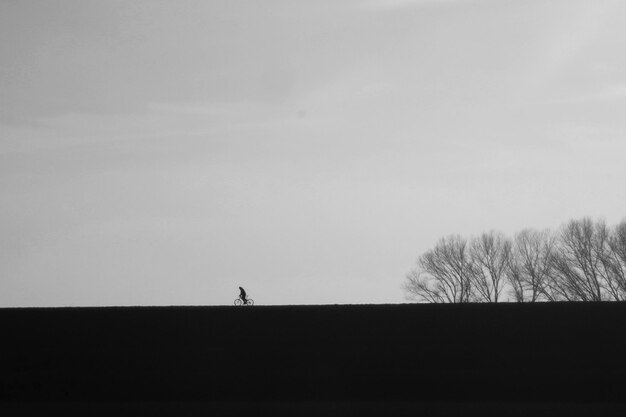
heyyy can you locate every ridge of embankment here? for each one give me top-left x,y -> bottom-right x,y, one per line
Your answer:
1,302 -> 625,414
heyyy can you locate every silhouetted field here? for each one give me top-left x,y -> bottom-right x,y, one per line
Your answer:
1,302 -> 625,416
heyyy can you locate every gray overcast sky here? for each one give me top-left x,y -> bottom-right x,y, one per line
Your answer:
1,0 -> 625,307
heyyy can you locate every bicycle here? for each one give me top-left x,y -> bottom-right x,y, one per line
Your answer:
234,297 -> 254,306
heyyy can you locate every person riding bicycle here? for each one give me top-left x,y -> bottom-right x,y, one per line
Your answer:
239,286 -> 248,305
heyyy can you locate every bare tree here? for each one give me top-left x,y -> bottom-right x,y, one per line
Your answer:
506,229 -> 556,302
610,221 -> 626,295
404,235 -> 474,303
506,258 -> 526,302
600,220 -> 626,300
469,231 -> 511,302
404,217 -> 626,303
549,218 -> 609,301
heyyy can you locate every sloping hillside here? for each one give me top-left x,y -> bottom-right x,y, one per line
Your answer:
2,302 -> 625,416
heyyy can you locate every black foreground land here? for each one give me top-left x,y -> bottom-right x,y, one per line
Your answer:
1,302 -> 626,416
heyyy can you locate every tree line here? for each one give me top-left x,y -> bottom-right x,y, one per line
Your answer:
404,217 -> 626,303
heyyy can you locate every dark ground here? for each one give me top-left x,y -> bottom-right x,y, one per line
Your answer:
1,302 -> 625,416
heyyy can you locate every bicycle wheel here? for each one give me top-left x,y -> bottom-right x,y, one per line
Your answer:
247,299 -> 254,306
234,298 -> 243,306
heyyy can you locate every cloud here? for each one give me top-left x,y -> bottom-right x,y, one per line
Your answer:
556,84 -> 626,104
361,0 -> 470,11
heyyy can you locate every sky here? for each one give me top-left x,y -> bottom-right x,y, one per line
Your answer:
1,0 -> 626,307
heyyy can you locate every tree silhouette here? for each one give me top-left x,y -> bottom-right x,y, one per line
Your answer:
469,231 -> 511,303
405,217 -> 626,303
404,235 -> 474,303
506,229 -> 555,302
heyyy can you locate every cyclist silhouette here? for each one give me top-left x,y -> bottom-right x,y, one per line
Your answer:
239,286 -> 248,305
234,287 -> 254,306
